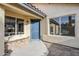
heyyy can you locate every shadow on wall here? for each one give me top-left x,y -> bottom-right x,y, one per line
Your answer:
42,40 -> 79,56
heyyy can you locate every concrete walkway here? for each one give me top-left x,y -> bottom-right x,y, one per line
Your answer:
10,40 -> 48,56
43,41 -> 79,56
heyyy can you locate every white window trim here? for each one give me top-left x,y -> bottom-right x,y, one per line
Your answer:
48,15 -> 75,38
15,18 -> 17,35
59,17 -> 61,35
47,17 -> 50,36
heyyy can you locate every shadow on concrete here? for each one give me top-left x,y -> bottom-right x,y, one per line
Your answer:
4,42 -> 13,56
42,40 -> 79,56
4,49 -> 13,56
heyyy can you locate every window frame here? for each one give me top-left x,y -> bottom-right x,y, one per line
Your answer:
17,18 -> 24,34
49,14 -> 75,37
5,16 -> 16,36
5,16 -> 24,36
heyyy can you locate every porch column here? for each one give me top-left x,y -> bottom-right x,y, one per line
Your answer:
0,8 -> 5,55
75,13 -> 79,40
40,17 -> 48,39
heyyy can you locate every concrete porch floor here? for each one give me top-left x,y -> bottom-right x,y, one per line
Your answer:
5,40 -> 48,56
5,40 -> 79,56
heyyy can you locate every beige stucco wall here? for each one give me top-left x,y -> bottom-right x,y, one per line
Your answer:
0,8 -> 5,55
33,3 -> 79,48
4,10 -> 31,42
3,8 -> 32,52
2,4 -> 43,42
0,4 -> 37,55
0,4 -> 44,55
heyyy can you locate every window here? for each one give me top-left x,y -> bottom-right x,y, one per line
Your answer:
5,16 -> 15,36
49,15 -> 75,36
50,17 -> 60,35
50,26 -> 53,35
17,18 -> 24,34
5,16 -> 24,36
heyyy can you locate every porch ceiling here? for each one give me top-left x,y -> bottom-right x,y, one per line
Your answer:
1,3 -> 43,19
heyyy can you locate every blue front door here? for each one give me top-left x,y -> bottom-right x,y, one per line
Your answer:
31,20 -> 40,39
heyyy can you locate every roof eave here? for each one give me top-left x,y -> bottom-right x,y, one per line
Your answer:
18,3 -> 46,18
